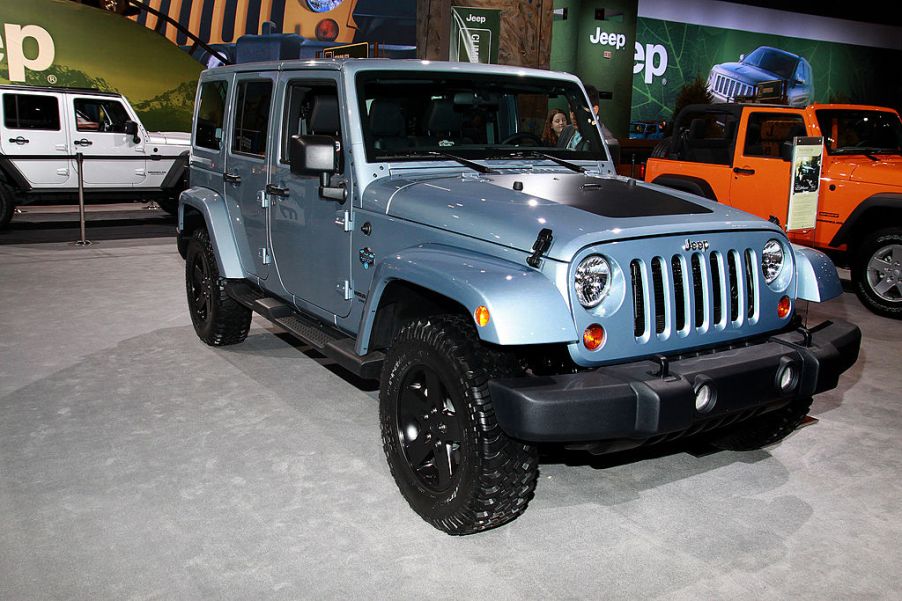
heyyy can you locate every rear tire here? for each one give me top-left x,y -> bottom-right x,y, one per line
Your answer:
0,184 -> 15,230
185,228 -> 252,345
379,315 -> 538,535
851,228 -> 902,319
709,397 -> 812,451
649,136 -> 672,159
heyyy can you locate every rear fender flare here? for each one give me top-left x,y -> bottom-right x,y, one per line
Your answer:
178,187 -> 243,279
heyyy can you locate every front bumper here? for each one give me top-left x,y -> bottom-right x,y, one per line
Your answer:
488,320 -> 860,443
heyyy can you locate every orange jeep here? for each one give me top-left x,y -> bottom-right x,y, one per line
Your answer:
645,103 -> 902,317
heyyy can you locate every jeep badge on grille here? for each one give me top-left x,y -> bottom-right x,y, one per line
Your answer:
683,238 -> 710,251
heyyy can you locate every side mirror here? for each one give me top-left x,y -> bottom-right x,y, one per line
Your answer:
289,135 -> 346,202
289,134 -> 337,176
124,120 -> 140,143
781,141 -> 794,162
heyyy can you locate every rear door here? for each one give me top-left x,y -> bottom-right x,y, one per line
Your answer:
223,73 -> 276,280
66,94 -> 146,186
0,91 -> 70,186
729,109 -> 807,226
268,72 -> 352,317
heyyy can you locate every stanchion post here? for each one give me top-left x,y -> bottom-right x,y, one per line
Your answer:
74,151 -> 92,246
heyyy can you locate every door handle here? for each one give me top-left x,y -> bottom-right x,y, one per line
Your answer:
74,138 -> 93,147
265,183 -> 289,197
8,136 -> 29,145
733,167 -> 755,175
223,172 -> 242,184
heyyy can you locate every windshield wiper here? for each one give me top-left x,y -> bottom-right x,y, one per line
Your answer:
376,150 -> 497,174
490,149 -> 586,173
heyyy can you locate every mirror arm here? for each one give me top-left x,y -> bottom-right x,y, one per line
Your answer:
319,172 -> 347,203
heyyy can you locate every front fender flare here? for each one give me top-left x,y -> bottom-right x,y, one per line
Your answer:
356,245 -> 578,354
178,187 -> 243,279
793,244 -> 842,302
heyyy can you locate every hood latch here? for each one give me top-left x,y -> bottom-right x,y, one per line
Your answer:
527,228 -> 553,268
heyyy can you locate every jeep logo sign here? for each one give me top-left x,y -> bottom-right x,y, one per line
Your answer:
589,28 -> 626,50
0,23 -> 55,82
633,42 -> 668,84
683,238 -> 710,252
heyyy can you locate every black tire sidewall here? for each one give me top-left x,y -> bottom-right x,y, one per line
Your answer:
0,184 -> 15,230
380,329 -> 480,522
185,229 -> 219,339
852,228 -> 902,318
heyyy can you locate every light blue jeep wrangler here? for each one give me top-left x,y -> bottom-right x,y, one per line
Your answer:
177,59 -> 860,535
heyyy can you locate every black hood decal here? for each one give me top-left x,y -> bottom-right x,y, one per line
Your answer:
486,174 -> 712,217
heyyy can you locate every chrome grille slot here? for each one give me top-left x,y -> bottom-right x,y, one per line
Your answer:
710,253 -> 724,326
744,249 -> 757,319
630,259 -> 645,338
651,257 -> 666,334
691,253 -> 705,328
728,251 -> 740,322
671,255 -> 687,332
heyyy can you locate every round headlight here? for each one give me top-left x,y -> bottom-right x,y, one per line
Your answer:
761,239 -> 785,285
575,255 -> 611,308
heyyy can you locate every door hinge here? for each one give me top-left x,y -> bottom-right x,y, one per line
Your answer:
334,210 -> 353,232
337,280 -> 352,300
257,189 -> 270,208
258,247 -> 272,265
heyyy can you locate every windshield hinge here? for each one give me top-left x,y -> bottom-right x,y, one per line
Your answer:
527,228 -> 553,268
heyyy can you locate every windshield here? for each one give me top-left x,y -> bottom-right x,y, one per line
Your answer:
742,47 -> 799,80
815,109 -> 902,155
355,71 -> 608,164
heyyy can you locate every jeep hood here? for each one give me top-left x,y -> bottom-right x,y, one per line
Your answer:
712,62 -> 782,85
826,155 -> 902,188
362,172 -> 782,262
146,131 -> 191,146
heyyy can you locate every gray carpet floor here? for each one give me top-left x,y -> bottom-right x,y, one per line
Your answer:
1,237 -> 899,600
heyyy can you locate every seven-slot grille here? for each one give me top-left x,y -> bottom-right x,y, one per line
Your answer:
711,73 -> 756,101
630,249 -> 759,341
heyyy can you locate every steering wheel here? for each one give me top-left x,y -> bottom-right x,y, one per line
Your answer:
501,132 -> 544,146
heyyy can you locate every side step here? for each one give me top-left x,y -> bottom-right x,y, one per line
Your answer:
226,281 -> 384,380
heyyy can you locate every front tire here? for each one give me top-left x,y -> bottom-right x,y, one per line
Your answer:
851,228 -> 902,318
185,228 -> 252,345
379,315 -> 538,535
709,397 -> 812,451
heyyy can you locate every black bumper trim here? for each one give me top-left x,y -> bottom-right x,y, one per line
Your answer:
488,319 -> 860,442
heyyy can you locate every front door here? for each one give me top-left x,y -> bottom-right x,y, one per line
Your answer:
730,110 -> 807,228
67,95 -> 146,186
269,74 -> 352,317
223,74 -> 276,280
0,91 -> 70,186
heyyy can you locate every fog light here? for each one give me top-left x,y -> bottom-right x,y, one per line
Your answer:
694,381 -> 716,413
777,296 -> 791,319
777,365 -> 797,392
583,324 -> 605,351
474,305 -> 491,327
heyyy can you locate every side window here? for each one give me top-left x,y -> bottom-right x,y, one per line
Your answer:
232,80 -> 272,157
743,113 -> 806,158
195,80 -> 227,151
3,93 -> 61,130
74,98 -> 130,133
281,81 -> 341,167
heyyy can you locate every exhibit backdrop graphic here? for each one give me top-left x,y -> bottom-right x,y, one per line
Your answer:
449,6 -> 501,64
0,0 -> 202,132
631,18 -> 902,123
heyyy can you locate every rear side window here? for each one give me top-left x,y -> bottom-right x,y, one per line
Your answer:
3,93 -> 61,130
195,80 -> 227,151
232,80 -> 272,157
74,98 -> 130,133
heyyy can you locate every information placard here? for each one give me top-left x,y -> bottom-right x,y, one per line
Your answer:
786,136 -> 824,232
450,6 -> 501,64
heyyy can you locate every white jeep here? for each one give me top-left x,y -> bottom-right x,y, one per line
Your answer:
0,84 -> 190,229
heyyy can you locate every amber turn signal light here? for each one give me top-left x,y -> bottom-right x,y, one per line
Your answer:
583,324 -> 605,351
474,305 -> 491,327
777,296 -> 791,319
